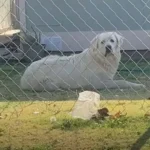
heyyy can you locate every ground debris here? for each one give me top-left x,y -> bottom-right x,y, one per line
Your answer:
144,112 -> 150,118
91,107 -> 109,121
91,108 -> 127,121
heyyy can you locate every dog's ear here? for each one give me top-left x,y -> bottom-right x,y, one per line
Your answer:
115,33 -> 124,47
90,35 -> 99,50
119,35 -> 124,46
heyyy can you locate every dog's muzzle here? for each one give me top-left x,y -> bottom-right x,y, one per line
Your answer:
105,45 -> 112,57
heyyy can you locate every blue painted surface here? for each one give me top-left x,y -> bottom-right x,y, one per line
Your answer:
25,0 -> 149,32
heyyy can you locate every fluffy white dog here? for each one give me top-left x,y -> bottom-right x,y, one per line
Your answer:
20,32 -> 145,91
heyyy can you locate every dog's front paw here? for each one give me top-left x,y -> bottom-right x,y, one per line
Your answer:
137,84 -> 146,89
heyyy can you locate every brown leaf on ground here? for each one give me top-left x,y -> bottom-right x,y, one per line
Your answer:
144,113 -> 150,118
110,111 -> 127,119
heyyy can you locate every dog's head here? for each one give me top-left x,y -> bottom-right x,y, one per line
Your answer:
90,32 -> 124,57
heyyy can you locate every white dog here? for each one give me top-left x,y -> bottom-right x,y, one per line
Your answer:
20,32 -> 145,91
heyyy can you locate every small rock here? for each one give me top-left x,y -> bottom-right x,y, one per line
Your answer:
33,111 -> 39,115
50,116 -> 57,122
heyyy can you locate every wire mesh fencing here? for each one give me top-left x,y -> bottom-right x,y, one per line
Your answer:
0,0 -> 150,149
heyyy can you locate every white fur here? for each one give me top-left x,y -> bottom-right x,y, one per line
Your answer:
20,32 -> 145,91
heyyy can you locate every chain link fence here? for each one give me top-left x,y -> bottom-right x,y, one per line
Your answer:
0,0 -> 150,149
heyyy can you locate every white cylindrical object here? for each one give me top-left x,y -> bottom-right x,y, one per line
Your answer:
71,91 -> 100,120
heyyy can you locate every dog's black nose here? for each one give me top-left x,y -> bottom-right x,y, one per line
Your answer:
105,45 -> 112,57
106,45 -> 112,51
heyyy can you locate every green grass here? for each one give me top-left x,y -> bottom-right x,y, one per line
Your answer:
0,101 -> 150,149
0,60 -> 150,149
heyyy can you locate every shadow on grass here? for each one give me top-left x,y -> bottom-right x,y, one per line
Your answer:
131,128 -> 150,150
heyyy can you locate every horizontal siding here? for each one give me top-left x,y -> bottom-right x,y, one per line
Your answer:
25,0 -> 149,32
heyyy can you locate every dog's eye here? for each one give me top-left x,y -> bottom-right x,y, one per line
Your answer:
110,39 -> 114,43
101,40 -> 105,44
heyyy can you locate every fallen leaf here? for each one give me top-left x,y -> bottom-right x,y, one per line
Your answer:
144,113 -> 150,117
110,111 -> 127,119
